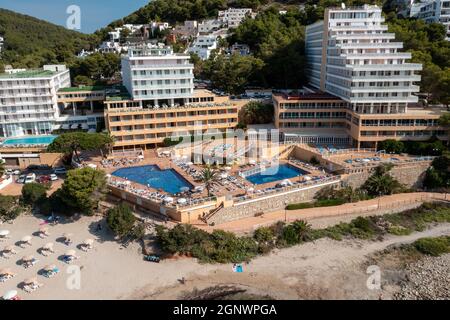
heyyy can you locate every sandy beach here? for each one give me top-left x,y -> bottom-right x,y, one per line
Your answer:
1,213 -> 449,300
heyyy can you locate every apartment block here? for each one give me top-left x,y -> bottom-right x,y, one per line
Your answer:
121,43 -> 194,106
188,35 -> 218,60
277,5 -> 449,148
0,65 -> 71,137
104,89 -> 244,149
410,0 -> 450,40
218,8 -> 254,28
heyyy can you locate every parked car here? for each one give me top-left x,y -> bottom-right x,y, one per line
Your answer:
13,170 -> 21,175
16,175 -> 26,184
50,174 -> 58,181
53,167 -> 67,175
37,175 -> 51,184
24,173 -> 36,184
5,169 -> 13,175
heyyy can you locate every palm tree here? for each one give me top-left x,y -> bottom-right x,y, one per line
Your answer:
200,165 -> 219,197
438,113 -> 450,146
292,220 -> 313,242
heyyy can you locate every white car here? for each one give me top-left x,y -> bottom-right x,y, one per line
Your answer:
13,170 -> 21,175
24,173 -> 36,184
50,174 -> 58,181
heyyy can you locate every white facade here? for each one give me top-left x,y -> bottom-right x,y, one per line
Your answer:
305,5 -> 422,114
121,43 -> 194,106
410,0 -> 450,40
198,19 -> 222,34
0,65 -> 71,137
218,8 -> 254,28
188,35 -> 218,60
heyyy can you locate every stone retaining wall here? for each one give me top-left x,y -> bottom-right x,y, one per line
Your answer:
208,179 -> 340,225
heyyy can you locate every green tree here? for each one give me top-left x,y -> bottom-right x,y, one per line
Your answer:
107,203 -> 136,238
438,113 -> 450,146
239,101 -> 274,125
57,167 -> 107,215
362,164 -> 404,196
378,139 -> 405,154
200,165 -> 219,196
21,182 -> 48,206
424,152 -> 450,190
0,160 -> 5,177
0,195 -> 23,222
47,132 -> 113,162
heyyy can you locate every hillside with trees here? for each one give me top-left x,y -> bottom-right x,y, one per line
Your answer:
0,9 -> 99,70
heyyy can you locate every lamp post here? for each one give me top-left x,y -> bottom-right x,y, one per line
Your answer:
284,200 -> 288,222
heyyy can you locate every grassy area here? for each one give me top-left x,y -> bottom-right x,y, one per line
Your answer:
155,203 -> 450,264
413,236 -> 450,256
286,199 -> 346,210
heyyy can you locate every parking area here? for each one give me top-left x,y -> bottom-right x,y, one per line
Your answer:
1,165 -> 67,196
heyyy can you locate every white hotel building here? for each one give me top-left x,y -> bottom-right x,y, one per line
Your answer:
121,43 -> 194,107
0,65 -> 71,137
305,5 -> 422,115
410,0 -> 450,40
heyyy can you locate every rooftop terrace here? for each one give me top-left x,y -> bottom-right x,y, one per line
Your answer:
0,70 -> 57,79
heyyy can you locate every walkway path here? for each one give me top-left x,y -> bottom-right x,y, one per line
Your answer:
193,192 -> 449,234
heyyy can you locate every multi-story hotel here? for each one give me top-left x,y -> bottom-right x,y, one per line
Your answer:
105,43 -> 246,149
410,0 -> 450,40
0,65 -> 71,137
121,43 -> 194,106
275,5 -> 448,148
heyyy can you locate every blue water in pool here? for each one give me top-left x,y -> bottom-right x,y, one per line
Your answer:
246,164 -> 308,185
2,135 -> 57,145
112,165 -> 193,194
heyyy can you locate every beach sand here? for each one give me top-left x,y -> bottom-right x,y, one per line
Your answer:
1,214 -> 449,300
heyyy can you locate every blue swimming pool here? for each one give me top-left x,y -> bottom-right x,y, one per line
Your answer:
2,135 -> 57,146
246,164 -> 308,185
112,165 -> 194,194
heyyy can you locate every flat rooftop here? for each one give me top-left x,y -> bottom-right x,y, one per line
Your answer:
58,86 -> 107,93
0,69 -> 57,79
273,92 -> 344,103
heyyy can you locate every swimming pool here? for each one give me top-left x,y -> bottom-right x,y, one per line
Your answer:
245,164 -> 308,185
112,165 -> 194,194
2,135 -> 57,146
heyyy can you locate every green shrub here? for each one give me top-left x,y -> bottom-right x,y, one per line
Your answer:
21,182 -> 48,206
413,236 -> 450,256
388,225 -> 412,236
106,204 -> 136,238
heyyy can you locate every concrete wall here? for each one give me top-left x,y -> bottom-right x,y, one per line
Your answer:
208,179 -> 340,225
342,162 -> 430,190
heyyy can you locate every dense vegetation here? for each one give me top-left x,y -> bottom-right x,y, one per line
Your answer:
423,152 -> 450,190
413,236 -> 450,256
0,9 -> 98,70
107,203 -> 140,239
155,202 -> 450,263
238,101 -> 274,126
51,167 -> 107,216
47,132 -> 114,162
0,195 -> 24,222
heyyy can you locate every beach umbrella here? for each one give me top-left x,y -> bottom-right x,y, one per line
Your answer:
3,245 -> 14,252
24,277 -> 38,285
224,166 -> 232,170
39,227 -> 49,233
43,243 -> 54,250
249,159 -> 257,165
177,198 -> 187,205
0,230 -> 10,236
0,268 -> 13,276
43,265 -> 56,272
2,290 -> 18,300
83,239 -> 94,246
247,188 -> 254,193
21,236 -> 32,242
65,250 -> 76,257
186,162 -> 194,166
163,197 -> 174,203
180,187 -> 190,192
62,233 -> 73,240
22,255 -> 34,262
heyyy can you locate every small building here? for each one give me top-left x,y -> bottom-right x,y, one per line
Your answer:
218,8 -> 255,28
188,35 -> 218,60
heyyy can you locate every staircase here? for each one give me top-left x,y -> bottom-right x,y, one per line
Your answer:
202,202 -> 224,223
